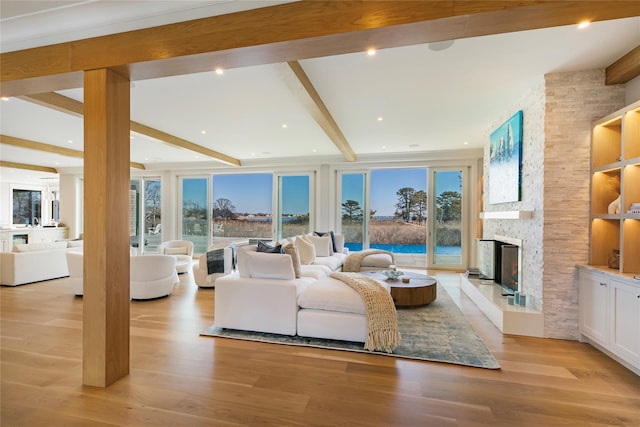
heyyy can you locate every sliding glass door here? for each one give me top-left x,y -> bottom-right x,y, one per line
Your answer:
180,177 -> 209,254
130,177 -> 163,253
429,168 -> 466,269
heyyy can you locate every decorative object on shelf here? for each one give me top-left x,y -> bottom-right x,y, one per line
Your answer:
489,110 -> 523,204
608,194 -> 621,214
519,294 -> 527,307
402,277 -> 410,283
608,249 -> 620,269
382,270 -> 404,280
628,202 -> 640,214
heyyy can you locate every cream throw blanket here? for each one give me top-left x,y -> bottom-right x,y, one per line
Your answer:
330,272 -> 401,353
343,249 -> 396,272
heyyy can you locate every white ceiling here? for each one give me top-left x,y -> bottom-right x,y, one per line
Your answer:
1,1 -> 639,182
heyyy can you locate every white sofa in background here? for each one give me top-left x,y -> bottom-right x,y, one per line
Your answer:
214,237 -> 391,342
1,241 -> 83,286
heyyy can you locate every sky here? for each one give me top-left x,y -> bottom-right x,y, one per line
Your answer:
182,169 -> 462,217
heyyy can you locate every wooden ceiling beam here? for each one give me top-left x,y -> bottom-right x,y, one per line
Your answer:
606,45 -> 640,85
2,2 -> 639,95
20,93 -> 240,166
1,134 -> 84,158
0,160 -> 58,174
0,134 -> 145,170
280,61 -> 356,162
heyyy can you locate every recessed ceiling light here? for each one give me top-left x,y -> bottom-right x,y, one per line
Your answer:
1,97 -> 9,101
144,157 -> 149,161
215,68 -> 224,75
251,152 -> 256,156
367,48 -> 376,56
463,141 -> 469,145
282,124 -> 288,128
67,139 -> 73,144
381,146 -> 387,151
578,21 -> 591,29
201,130 -> 206,134
377,117 -> 383,121
312,149 -> 317,153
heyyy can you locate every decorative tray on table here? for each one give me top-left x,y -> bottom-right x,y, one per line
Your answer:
381,270 -> 404,280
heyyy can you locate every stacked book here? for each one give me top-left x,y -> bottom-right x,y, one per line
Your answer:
629,203 -> 640,214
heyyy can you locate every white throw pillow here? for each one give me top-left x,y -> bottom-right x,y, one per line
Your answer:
236,244 -> 258,278
245,251 -> 295,280
283,243 -> 302,278
294,236 -> 316,265
164,247 -> 187,255
308,234 -> 332,257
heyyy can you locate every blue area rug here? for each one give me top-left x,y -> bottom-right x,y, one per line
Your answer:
201,284 -> 500,369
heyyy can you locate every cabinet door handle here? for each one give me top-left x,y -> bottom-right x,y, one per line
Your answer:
599,282 -> 607,287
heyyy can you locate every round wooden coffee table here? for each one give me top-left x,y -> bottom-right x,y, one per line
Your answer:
359,270 -> 437,308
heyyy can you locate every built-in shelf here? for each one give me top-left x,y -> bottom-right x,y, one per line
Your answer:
460,274 -> 543,337
479,210 -> 533,220
590,101 -> 640,274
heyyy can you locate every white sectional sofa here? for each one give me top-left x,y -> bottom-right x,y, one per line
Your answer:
214,234 -> 392,343
0,241 -> 83,286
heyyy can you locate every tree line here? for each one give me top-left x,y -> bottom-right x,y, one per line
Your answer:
342,186 -> 461,224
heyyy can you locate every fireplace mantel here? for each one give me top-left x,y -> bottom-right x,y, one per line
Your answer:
480,210 -> 533,219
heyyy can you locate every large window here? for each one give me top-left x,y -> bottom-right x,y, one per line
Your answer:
340,173 -> 366,251
369,168 -> 427,254
143,178 -> 162,252
211,173 -> 272,243
130,177 -> 162,252
12,189 -> 41,225
277,174 -> 311,240
181,177 -> 208,254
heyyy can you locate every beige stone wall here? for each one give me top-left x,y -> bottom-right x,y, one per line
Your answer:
483,69 -> 625,339
542,70 -> 625,339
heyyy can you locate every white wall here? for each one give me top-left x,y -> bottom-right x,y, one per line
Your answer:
625,74 -> 640,105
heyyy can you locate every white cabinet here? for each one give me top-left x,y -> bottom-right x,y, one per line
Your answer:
578,266 -> 640,375
579,269 -> 609,346
609,278 -> 640,368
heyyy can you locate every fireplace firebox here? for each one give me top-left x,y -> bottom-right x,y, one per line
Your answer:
478,237 -> 521,295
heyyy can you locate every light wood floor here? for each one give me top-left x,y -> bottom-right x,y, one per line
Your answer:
2,271 -> 639,426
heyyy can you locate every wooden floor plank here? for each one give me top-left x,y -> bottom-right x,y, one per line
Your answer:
2,271 -> 639,426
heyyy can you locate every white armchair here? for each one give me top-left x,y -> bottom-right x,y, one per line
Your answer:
157,240 -> 194,274
130,255 -> 177,300
193,243 -> 235,288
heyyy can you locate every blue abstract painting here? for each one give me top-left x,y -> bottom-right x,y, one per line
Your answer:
489,110 -> 523,204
